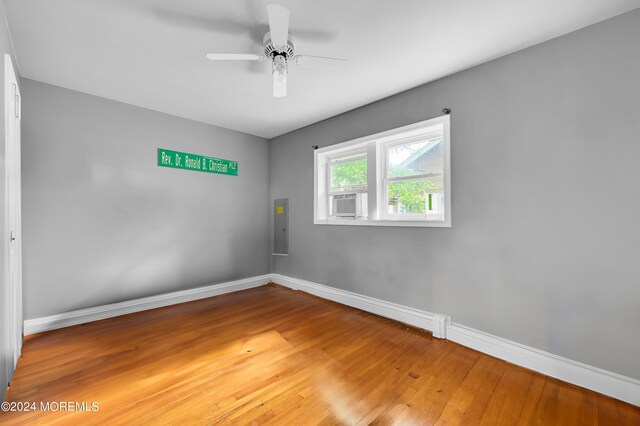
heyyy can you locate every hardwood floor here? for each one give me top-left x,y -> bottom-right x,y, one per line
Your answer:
1,283 -> 638,425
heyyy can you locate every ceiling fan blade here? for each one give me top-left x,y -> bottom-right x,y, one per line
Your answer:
293,29 -> 339,43
293,55 -> 348,70
153,8 -> 248,35
206,53 -> 266,61
267,4 -> 290,46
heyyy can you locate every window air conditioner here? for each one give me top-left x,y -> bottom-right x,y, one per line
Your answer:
333,193 -> 363,218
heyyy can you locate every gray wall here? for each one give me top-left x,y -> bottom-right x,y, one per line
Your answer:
270,9 -> 640,380
0,2 -> 19,401
21,79 -> 270,320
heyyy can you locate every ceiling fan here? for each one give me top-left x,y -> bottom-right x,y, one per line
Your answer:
206,4 -> 347,98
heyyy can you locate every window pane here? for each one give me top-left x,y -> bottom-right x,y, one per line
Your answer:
386,177 -> 444,216
330,154 -> 367,193
387,139 -> 443,178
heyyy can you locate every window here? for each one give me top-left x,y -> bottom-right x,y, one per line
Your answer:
328,151 -> 368,218
382,135 -> 445,221
314,115 -> 450,227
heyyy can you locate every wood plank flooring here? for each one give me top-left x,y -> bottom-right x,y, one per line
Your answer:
1,283 -> 638,425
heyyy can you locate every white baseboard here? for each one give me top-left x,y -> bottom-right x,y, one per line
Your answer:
270,274 -> 436,332
270,274 -> 640,407
23,275 -> 272,335
446,323 -> 640,406
23,272 -> 640,406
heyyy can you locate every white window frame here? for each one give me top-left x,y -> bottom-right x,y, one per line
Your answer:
380,132 -> 445,221
314,115 -> 451,228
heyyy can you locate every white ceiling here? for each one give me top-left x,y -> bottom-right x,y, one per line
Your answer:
4,0 -> 640,138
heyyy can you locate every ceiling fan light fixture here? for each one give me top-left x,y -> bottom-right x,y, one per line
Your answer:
272,54 -> 288,97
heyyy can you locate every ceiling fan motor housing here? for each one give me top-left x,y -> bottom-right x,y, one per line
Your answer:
263,32 -> 296,60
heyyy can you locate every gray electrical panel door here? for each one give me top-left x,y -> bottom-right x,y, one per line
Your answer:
273,199 -> 288,255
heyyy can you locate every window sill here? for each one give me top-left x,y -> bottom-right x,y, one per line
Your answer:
314,218 -> 451,228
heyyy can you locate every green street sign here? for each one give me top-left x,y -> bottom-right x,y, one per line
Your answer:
157,148 -> 238,176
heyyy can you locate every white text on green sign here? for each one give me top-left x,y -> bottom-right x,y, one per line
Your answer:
157,148 -> 238,176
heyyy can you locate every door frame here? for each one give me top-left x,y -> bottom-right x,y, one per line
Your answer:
4,53 -> 22,384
